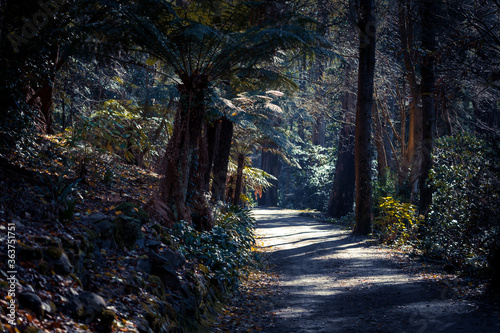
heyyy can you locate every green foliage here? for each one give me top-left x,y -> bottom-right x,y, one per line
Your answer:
374,197 -> 422,247
420,133 -> 500,273
226,163 -> 276,206
0,95 -> 36,154
35,171 -> 80,221
64,99 -> 167,169
280,144 -> 335,211
171,204 -> 256,291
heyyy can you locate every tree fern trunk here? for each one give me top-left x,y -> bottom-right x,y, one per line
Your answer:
158,74 -> 213,230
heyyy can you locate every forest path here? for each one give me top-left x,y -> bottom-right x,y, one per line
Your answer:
251,208 -> 499,333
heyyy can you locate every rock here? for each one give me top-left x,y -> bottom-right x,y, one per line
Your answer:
41,302 -> 55,316
21,285 -> 35,293
18,244 -> 43,262
94,219 -> 114,237
136,239 -> 161,250
150,265 -> 182,291
123,283 -> 141,295
85,213 -> 109,223
71,251 -> 86,274
44,246 -> 64,260
66,292 -> 106,323
97,309 -> 116,333
43,246 -> 73,274
18,292 -> 43,317
148,248 -> 185,271
92,248 -> 106,265
137,258 -> 151,274
34,236 -> 61,247
114,216 -> 141,249
133,317 -> 152,333
52,252 -> 73,275
146,275 -> 166,298
114,202 -> 149,223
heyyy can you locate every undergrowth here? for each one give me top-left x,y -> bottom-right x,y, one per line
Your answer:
171,204 -> 258,292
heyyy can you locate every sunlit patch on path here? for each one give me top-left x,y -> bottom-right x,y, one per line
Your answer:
251,208 -> 500,333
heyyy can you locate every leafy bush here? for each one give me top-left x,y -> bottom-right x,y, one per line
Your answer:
171,205 -> 257,290
64,99 -> 169,171
35,170 -> 80,221
374,197 -> 422,247
420,133 -> 500,274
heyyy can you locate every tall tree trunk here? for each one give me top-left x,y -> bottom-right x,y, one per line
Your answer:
419,0 -> 437,214
211,117 -> 233,202
232,153 -> 246,206
328,64 -> 356,218
398,0 -> 422,202
157,73 -> 213,230
353,0 -> 376,235
26,47 -> 64,134
373,100 -> 388,182
259,150 -> 280,206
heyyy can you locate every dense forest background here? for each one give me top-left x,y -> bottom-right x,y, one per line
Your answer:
1,0 -> 499,330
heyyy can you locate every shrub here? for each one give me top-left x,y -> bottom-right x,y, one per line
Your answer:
171,204 -> 257,291
64,99 -> 169,171
420,133 -> 500,274
374,196 -> 422,247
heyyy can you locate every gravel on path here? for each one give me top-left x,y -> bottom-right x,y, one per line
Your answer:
253,208 -> 500,333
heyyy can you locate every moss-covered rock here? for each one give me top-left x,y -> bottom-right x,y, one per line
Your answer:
66,292 -> 106,323
146,275 -> 166,298
18,244 -> 43,261
115,202 -> 149,223
142,300 -> 173,333
45,246 -> 63,259
98,309 -> 116,333
113,216 -> 141,249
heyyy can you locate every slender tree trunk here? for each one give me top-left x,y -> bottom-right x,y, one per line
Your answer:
353,0 -> 376,235
328,64 -> 356,218
232,153 -> 246,206
259,150 -> 280,206
26,47 -> 64,134
61,94 -> 66,131
226,175 -> 235,203
203,120 -> 219,192
419,0 -> 437,214
437,82 -> 452,136
211,117 -> 233,202
312,117 -> 326,146
373,100 -> 388,182
398,0 -> 422,203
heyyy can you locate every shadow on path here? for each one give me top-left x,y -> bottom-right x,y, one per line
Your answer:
253,208 -> 499,333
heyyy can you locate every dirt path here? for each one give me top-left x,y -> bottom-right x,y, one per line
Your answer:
251,208 -> 499,333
